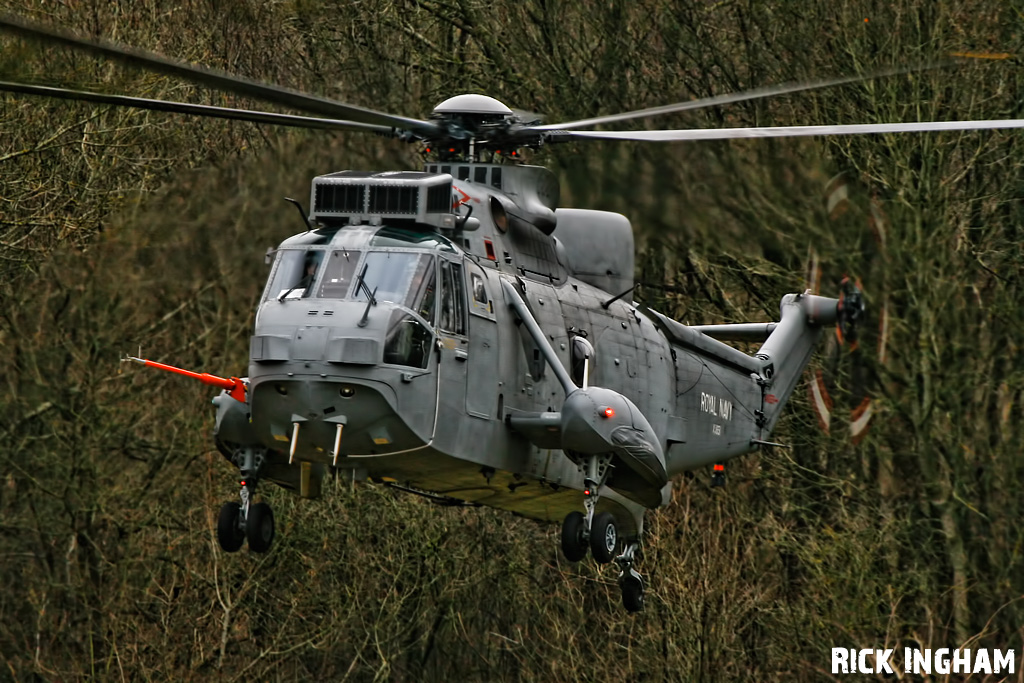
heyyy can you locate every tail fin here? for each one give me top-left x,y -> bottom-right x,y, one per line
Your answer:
755,293 -> 839,433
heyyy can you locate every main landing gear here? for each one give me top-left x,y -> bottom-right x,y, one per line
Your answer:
560,454 -> 646,613
217,448 -> 275,553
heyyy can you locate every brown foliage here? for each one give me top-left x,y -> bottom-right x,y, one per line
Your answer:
2,0 -> 1023,680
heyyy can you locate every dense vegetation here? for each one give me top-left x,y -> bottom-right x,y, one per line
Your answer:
2,1 -> 1022,679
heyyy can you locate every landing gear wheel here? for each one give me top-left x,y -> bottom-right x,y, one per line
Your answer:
620,572 -> 645,613
561,511 -> 588,562
217,502 -> 245,553
590,511 -> 618,564
246,502 -> 275,553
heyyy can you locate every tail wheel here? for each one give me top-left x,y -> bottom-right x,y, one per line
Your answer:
589,512 -> 619,564
246,502 -> 275,553
620,573 -> 645,613
217,502 -> 245,553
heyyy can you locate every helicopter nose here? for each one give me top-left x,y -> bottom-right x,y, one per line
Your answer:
249,376 -> 429,459
248,301 -> 437,460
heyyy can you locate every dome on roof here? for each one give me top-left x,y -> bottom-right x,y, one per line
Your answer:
432,94 -> 513,116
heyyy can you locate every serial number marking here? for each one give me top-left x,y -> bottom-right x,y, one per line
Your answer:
712,424 -> 722,436
700,392 -> 733,420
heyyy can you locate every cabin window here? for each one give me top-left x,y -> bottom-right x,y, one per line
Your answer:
466,264 -> 494,320
471,273 -> 488,304
438,259 -> 467,335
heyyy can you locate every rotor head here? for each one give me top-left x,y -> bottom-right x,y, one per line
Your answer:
431,94 -> 513,117
427,94 -> 536,158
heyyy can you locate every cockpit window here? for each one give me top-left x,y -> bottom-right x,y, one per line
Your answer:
413,264 -> 437,323
317,249 -> 361,298
439,259 -> 467,335
383,310 -> 432,369
267,249 -> 325,301
266,248 -> 438,313
355,252 -> 434,309
370,226 -> 456,252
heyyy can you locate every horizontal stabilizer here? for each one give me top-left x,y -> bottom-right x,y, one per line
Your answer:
691,322 -> 778,342
640,306 -> 768,376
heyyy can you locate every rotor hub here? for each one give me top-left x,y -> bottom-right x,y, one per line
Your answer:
425,94 -> 540,159
431,94 -> 513,117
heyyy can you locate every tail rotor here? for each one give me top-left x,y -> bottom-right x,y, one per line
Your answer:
806,174 -> 890,443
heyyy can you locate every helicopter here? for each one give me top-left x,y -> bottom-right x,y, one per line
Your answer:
3,15 -> 1023,614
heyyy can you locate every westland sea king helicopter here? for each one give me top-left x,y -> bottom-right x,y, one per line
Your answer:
4,15 -> 1021,612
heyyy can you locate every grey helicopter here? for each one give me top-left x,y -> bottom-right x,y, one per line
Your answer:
4,14 -> 1023,613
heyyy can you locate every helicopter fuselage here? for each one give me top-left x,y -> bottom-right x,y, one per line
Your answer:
212,163 -> 837,540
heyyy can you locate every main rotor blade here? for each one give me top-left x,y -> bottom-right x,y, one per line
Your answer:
0,81 -> 398,134
0,13 -> 438,136
532,64 -> 946,131
556,119 -> 1024,142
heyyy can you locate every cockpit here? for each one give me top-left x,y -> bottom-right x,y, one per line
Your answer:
260,227 -> 468,370
267,248 -> 435,308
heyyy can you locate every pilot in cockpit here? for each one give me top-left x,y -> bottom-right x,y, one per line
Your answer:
299,252 -> 322,296
276,250 -> 324,301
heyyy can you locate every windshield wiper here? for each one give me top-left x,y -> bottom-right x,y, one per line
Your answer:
355,262 -> 378,328
277,278 -> 308,302
353,262 -> 377,306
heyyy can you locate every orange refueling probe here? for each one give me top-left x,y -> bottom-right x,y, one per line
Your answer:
122,355 -> 247,403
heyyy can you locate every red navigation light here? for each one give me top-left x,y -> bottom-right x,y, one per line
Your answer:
602,406 -> 615,419
713,464 -> 724,472
240,480 -> 247,486
584,488 -> 591,496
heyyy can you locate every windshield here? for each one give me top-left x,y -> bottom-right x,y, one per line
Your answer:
354,252 -> 434,311
317,248 -> 361,298
265,248 -> 437,314
266,249 -> 326,301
